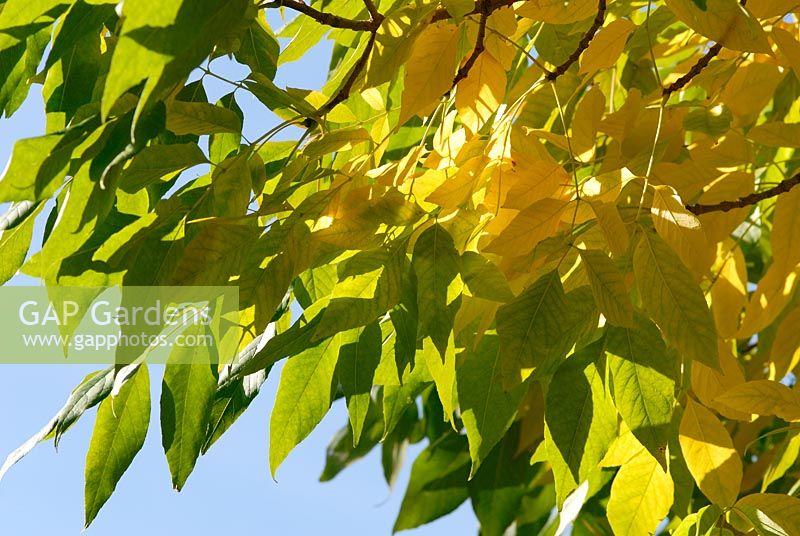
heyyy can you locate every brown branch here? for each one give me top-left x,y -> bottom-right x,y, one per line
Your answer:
686,174 -> 800,215
362,0 -> 381,22
320,30 -> 378,114
545,0 -> 606,81
662,0 -> 746,96
259,0 -> 379,31
431,0 -> 516,22
451,3 -> 490,89
663,42 -> 721,97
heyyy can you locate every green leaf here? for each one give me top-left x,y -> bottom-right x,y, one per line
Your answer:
319,401 -> 383,482
336,322 -> 382,446
315,246 -> 403,340
269,333 -> 342,476
496,271 -> 590,386
634,229 -> 718,368
460,251 -> 514,303
690,0 -> 708,10
578,248 -> 634,327
393,433 -> 471,532
545,338 -> 617,481
161,326 -> 219,490
202,369 -> 268,454
412,224 -> 461,356
235,16 -> 279,80
468,425 -> 532,536
166,100 -> 243,136
0,201 -> 41,284
85,366 -> 150,527
457,332 -> 527,476
101,0 -> 250,122
606,315 -> 677,467
120,143 -> 207,192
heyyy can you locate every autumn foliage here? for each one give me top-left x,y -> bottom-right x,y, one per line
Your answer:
2,0 -> 800,534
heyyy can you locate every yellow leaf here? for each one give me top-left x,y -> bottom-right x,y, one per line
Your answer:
698,172 -> 754,246
634,230 -> 719,368
691,341 -> 748,421
503,160 -> 570,210
737,260 -> 800,338
679,397 -> 742,506
516,0 -> 598,24
721,63 -> 783,124
400,22 -> 459,125
607,449 -> 674,536
737,183 -> 800,337
579,19 -> 636,75
770,307 -> 800,381
664,0 -> 772,53
750,1 -> 800,17
747,122 -> 800,148
571,86 -> 605,155
590,200 -> 629,257
715,380 -> 800,422
710,242 -> 748,338
650,184 -> 710,275
772,27 -> 800,80
578,249 -> 634,327
484,198 -> 567,257
455,52 -> 506,135
735,494 -> 800,536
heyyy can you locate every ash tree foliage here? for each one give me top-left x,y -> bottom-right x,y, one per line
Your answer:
4,0 -> 800,533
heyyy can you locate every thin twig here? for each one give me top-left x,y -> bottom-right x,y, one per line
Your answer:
545,0 -> 607,81
686,173 -> 800,215
258,0 -> 379,31
320,31 -> 378,114
451,3 -> 490,88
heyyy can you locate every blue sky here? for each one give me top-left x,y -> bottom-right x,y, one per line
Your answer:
0,14 -> 478,535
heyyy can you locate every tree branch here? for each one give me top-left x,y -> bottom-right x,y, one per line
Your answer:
259,0 -> 379,31
320,30 -> 378,114
662,0 -> 746,97
545,0 -> 606,81
686,173 -> 800,215
431,0 -> 516,22
451,3 -> 490,88
663,42 -> 721,97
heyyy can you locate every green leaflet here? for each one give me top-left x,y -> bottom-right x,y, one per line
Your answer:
457,332 -> 527,476
166,100 -> 243,136
269,333 -> 342,476
85,366 -> 150,527
578,248 -> 634,327
234,15 -> 279,80
606,315 -> 677,468
208,93 -> 244,164
496,271 -> 596,387
634,230 -> 718,368
545,338 -> 617,482
319,400 -> 383,482
336,322 -> 382,446
0,120 -> 95,202
120,143 -> 208,192
468,425 -> 533,536
314,246 -> 403,340
0,368 -> 115,483
101,0 -> 250,122
421,335 -> 458,425
460,251 -> 515,303
412,224 -> 461,356
202,369 -> 269,454
161,325 -> 219,490
393,433 -> 471,532
0,201 -> 42,284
